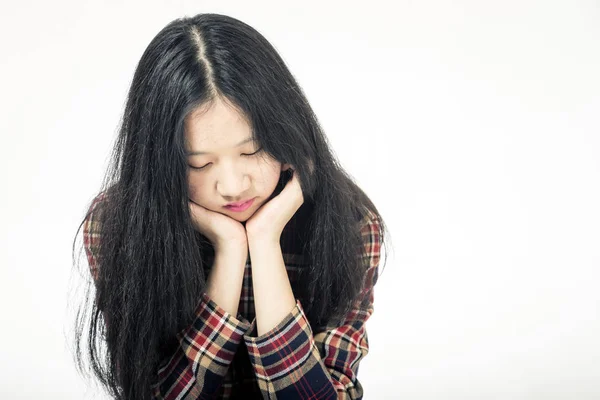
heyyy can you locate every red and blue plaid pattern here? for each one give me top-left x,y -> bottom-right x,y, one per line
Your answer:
83,192 -> 381,399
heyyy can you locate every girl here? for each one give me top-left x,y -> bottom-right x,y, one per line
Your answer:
73,13 -> 388,400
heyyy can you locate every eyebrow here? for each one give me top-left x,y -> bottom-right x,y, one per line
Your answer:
187,137 -> 255,156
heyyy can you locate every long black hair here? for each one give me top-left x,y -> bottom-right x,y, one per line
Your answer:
71,13 -> 390,400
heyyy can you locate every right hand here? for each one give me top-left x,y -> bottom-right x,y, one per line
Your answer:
188,200 -> 248,251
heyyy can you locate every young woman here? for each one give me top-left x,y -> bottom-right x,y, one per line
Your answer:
73,12 -> 388,400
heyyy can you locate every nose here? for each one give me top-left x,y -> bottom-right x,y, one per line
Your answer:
216,168 -> 250,201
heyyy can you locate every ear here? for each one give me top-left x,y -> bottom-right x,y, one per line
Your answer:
281,163 -> 294,172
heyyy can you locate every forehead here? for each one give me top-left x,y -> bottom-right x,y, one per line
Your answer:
184,98 -> 253,151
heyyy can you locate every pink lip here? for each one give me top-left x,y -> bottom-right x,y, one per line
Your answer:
224,198 -> 255,212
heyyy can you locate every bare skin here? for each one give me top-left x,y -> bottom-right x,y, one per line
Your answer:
188,200 -> 248,317
189,168 -> 305,335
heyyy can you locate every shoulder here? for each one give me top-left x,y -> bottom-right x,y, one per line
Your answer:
354,206 -> 383,307
356,206 -> 382,274
84,187 -> 116,225
83,190 -> 111,279
87,191 -> 108,216
84,191 -> 109,234
357,206 -> 381,243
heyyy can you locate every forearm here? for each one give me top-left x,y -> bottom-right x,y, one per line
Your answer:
205,245 -> 247,316
247,236 -> 296,336
153,290 -> 253,399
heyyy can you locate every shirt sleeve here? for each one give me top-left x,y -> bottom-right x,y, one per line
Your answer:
82,192 -> 253,399
243,211 -> 382,400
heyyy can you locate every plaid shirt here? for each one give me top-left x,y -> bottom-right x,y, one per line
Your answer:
83,192 -> 381,399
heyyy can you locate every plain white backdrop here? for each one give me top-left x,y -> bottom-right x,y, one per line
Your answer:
1,0 -> 599,399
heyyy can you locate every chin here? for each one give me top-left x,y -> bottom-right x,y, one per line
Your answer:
228,212 -> 250,221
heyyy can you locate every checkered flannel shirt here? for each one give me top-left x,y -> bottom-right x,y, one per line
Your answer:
83,192 -> 381,399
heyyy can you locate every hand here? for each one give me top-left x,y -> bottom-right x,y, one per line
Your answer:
189,200 -> 248,251
245,165 -> 305,242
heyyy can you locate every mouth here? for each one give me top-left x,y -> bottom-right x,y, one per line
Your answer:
223,198 -> 255,212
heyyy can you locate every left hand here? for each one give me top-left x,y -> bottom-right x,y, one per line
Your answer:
245,165 -> 304,242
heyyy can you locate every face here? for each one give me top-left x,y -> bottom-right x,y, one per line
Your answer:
184,97 -> 285,222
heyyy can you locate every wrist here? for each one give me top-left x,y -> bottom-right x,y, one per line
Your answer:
247,231 -> 280,247
215,239 -> 248,256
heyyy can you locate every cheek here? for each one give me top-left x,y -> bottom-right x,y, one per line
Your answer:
187,176 -> 203,199
188,183 -> 197,198
258,163 -> 282,189
265,169 -> 283,195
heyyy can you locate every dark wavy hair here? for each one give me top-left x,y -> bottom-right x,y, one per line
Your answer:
71,13 -> 390,400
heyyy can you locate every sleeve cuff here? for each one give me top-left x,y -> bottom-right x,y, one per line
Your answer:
244,299 -> 310,342
176,292 -> 253,346
244,300 -> 317,377
199,292 -> 253,331
156,293 -> 254,390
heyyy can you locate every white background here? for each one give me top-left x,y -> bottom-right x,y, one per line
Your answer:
1,0 -> 599,399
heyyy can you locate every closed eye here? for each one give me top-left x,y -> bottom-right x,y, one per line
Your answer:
188,148 -> 263,171
242,147 -> 263,157
189,164 -> 210,170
